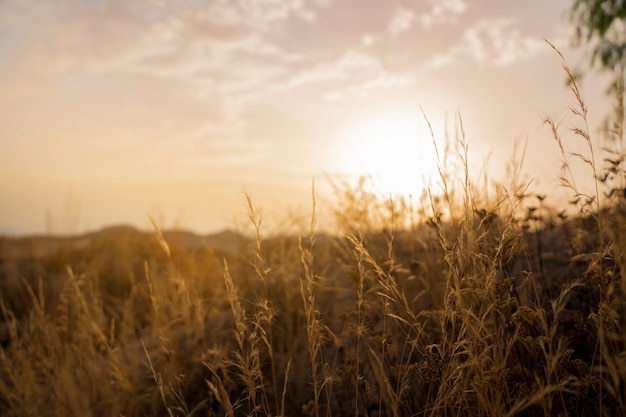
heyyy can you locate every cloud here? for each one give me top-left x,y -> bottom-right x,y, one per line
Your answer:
281,46 -> 415,101
283,49 -> 379,88
389,8 -> 416,35
0,0 -> 339,152
0,1 -> 319,86
425,18 -> 547,69
387,1 -> 467,35
415,0 -> 467,29
0,0 -> 557,158
0,0 -> 413,114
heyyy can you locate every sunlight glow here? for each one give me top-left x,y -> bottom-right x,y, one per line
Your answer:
334,108 -> 441,197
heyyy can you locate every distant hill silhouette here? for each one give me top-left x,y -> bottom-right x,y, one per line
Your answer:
0,225 -> 249,260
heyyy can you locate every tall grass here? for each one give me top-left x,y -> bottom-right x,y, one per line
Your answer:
1,47 -> 625,416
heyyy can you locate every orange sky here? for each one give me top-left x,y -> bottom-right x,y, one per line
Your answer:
0,0 -> 614,235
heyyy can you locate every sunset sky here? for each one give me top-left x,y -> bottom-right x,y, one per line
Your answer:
0,0 -> 615,235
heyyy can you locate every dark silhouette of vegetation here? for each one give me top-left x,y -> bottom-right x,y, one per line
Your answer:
570,0 -> 625,140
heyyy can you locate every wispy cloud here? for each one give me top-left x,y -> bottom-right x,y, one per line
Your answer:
0,0 -> 337,150
388,8 -> 416,35
415,0 -> 467,29
387,0 -> 468,36
0,1 -> 319,89
0,0 -> 563,156
425,18 -> 547,69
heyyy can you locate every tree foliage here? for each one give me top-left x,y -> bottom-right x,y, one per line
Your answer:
571,0 -> 626,72
570,0 -> 625,141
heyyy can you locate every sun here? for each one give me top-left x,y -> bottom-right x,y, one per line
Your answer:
334,107 -> 441,197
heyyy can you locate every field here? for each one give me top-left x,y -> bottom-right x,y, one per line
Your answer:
1,60 -> 626,417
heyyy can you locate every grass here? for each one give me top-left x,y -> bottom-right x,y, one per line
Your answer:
1,49 -> 626,416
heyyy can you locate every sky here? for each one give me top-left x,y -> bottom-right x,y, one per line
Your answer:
0,0 -> 616,235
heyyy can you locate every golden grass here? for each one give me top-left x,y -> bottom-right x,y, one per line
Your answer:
1,49 -> 625,416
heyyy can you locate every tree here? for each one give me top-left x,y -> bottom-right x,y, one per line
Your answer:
571,0 -> 626,72
570,0 -> 626,140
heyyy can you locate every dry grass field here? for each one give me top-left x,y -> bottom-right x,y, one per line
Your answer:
1,57 -> 626,417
